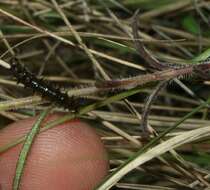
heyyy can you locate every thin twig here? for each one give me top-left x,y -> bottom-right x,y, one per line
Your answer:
141,80 -> 168,134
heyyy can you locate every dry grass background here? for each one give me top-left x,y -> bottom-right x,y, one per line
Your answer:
0,0 -> 210,190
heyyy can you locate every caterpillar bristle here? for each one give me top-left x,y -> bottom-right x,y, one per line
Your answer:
177,73 -> 193,80
10,58 -> 80,111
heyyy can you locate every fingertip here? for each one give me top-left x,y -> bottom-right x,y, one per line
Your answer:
0,114 -> 109,190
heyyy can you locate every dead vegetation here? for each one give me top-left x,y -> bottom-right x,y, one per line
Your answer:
1,0 -> 210,190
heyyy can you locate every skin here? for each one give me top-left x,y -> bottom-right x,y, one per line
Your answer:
0,114 -> 109,190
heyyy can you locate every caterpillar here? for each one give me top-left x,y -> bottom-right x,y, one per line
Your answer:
10,58 -> 80,111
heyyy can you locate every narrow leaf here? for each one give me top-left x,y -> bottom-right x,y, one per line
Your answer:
12,108 -> 51,190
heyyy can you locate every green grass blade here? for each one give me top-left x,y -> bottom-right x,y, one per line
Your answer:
12,108 -> 51,190
95,97 -> 210,190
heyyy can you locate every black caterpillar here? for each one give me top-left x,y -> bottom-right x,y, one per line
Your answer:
10,58 -> 80,111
